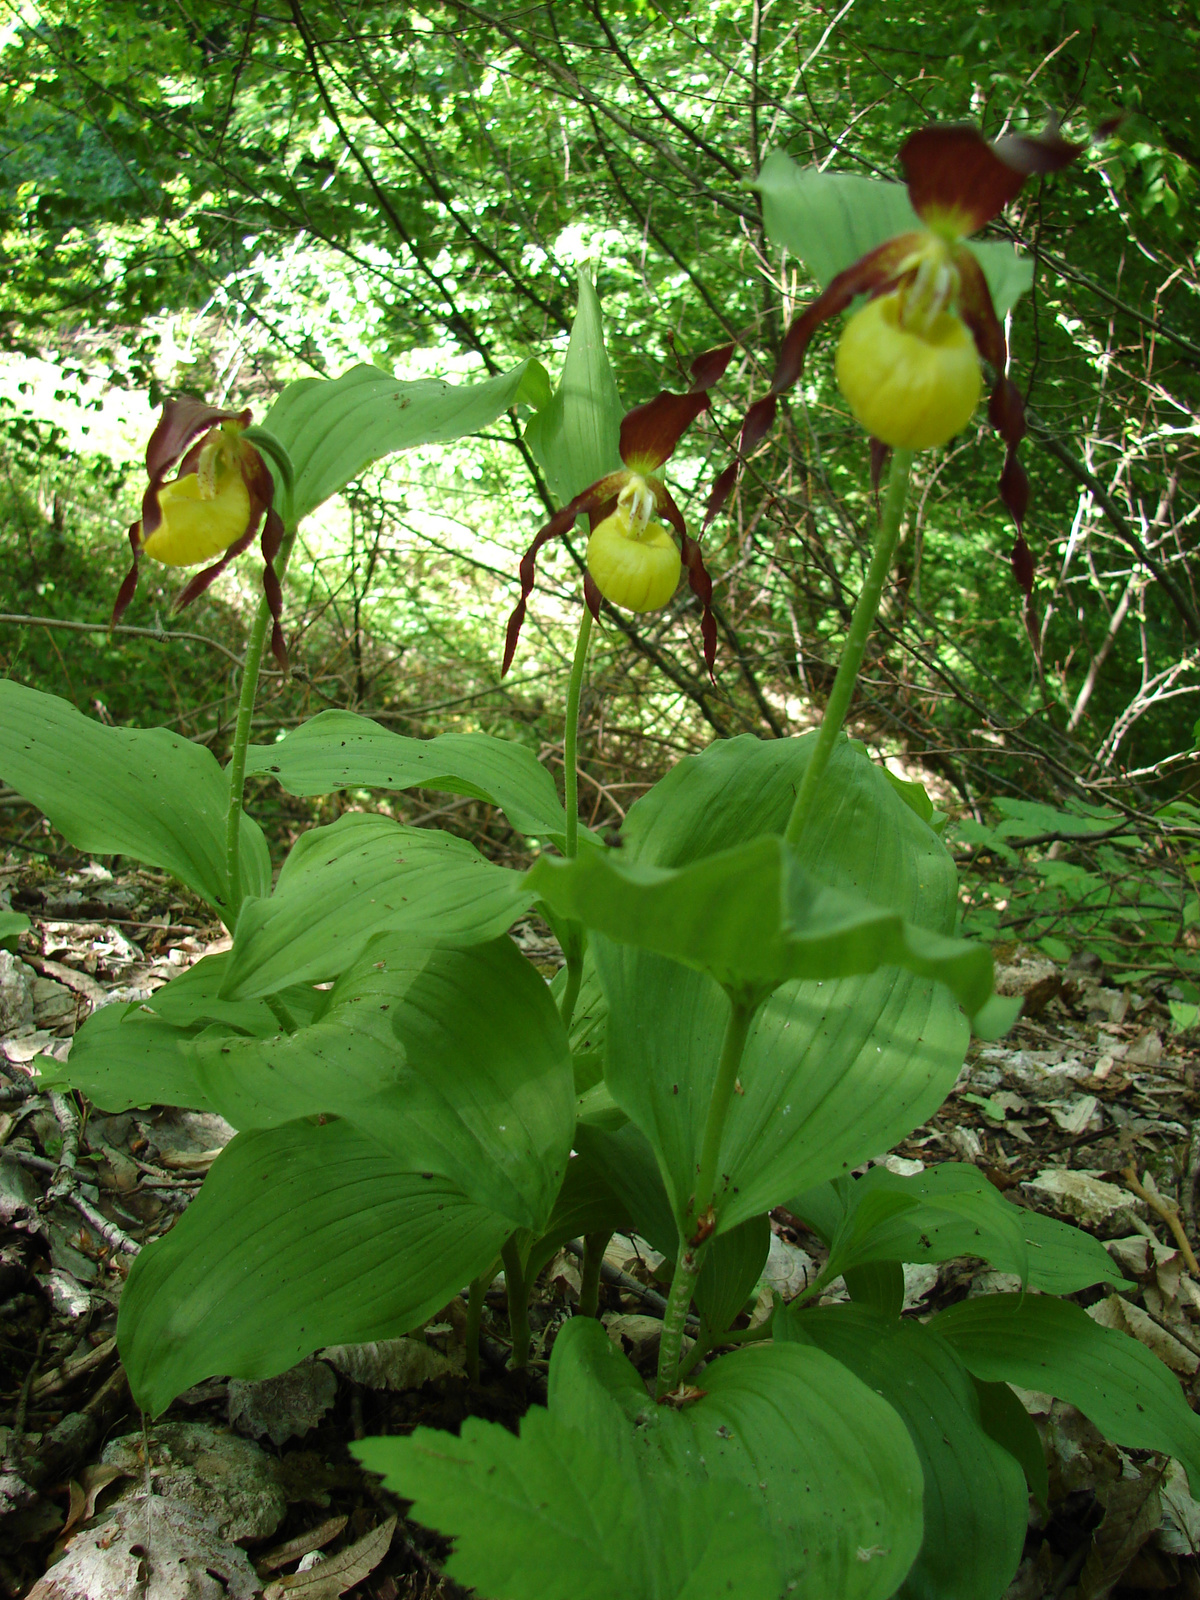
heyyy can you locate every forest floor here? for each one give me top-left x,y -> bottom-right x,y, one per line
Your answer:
1,845 -> 1199,1600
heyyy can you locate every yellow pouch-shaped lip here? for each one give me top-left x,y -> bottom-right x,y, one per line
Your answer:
140,472 -> 252,566
836,291 -> 982,452
587,512 -> 681,612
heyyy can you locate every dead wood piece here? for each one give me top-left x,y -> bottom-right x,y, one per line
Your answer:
31,1336 -> 118,1401
25,958 -> 109,1009
1123,1166 -> 1200,1277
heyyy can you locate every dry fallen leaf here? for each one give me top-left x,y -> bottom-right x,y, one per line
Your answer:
257,1515 -> 349,1577
263,1515 -> 396,1599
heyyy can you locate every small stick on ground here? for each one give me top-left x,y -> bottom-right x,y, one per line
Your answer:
1123,1165 -> 1200,1276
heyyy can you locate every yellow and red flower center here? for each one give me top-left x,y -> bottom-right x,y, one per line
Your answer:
140,426 -> 251,566
835,242 -> 982,453
586,474 -> 682,612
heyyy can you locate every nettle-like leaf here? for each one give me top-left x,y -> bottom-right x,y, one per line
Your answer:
789,1161 -> 1124,1295
754,151 -> 1034,317
779,1304 -> 1028,1600
262,359 -> 549,525
244,709 -> 572,846
119,1117 -> 511,1416
220,812 -> 533,1000
572,734 -> 1002,1234
193,935 -> 574,1232
0,681 -> 269,918
525,267 -> 625,509
355,1317 -> 923,1600
933,1293 -> 1200,1493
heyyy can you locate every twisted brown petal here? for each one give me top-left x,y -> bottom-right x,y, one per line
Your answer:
680,533 -> 717,679
502,472 -> 628,676
110,522 -> 142,628
704,235 -> 920,530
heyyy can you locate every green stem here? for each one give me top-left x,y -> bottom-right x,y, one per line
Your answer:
557,603 -> 593,1031
465,1272 -> 487,1384
500,1236 -> 531,1370
784,448 -> 913,850
675,1319 -> 773,1383
690,996 -> 757,1232
656,993 -> 759,1398
563,604 -> 593,862
223,524 -> 299,929
578,1230 -> 610,1318
264,993 -> 298,1033
655,1237 -> 706,1399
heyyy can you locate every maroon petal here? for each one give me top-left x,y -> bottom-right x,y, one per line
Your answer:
1011,532 -> 1035,598
620,343 -> 736,473
110,523 -> 142,627
680,532 -> 718,679
173,522 -> 260,613
621,391 -> 712,474
583,570 -> 603,622
705,236 -> 919,530
502,473 -> 628,676
687,342 -> 736,391
902,122 -> 1084,237
259,506 -> 290,671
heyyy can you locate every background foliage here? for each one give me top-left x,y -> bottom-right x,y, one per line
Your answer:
0,0 -> 1197,981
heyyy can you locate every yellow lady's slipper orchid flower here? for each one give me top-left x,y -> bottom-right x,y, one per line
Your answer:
586,477 -> 682,612
112,399 -> 290,668
504,343 -> 733,677
711,121 -> 1089,597
835,289 -> 982,451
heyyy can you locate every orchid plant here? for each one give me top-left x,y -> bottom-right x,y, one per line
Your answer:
1,137 -> 1197,1600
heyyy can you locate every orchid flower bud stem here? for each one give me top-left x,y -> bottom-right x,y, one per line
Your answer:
224,521 -> 300,929
557,604 -> 595,1035
784,449 -> 914,851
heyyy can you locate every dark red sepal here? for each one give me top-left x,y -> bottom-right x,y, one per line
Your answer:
174,522 -> 259,613
679,533 -> 718,679
956,250 -> 1032,545
1011,533 -> 1035,597
583,570 -> 603,621
110,523 -> 142,628
620,390 -> 712,474
903,122 -> 1085,238
501,472 -> 627,676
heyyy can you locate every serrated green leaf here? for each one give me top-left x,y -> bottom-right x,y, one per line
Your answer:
0,681 -> 269,917
194,936 -> 574,1231
220,813 -> 533,999
358,1316 -> 922,1600
244,710 -> 571,846
780,1305 -> 1028,1600
263,359 -> 549,525
755,150 -> 1035,316
524,268 -> 624,509
934,1293 -> 1200,1493
119,1118 -> 510,1415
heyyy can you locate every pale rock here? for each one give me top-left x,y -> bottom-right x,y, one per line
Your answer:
1024,1168 -> 1142,1233
102,1423 -> 286,1542
0,951 -> 34,1035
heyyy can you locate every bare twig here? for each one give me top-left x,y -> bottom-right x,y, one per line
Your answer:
1123,1166 -> 1200,1276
